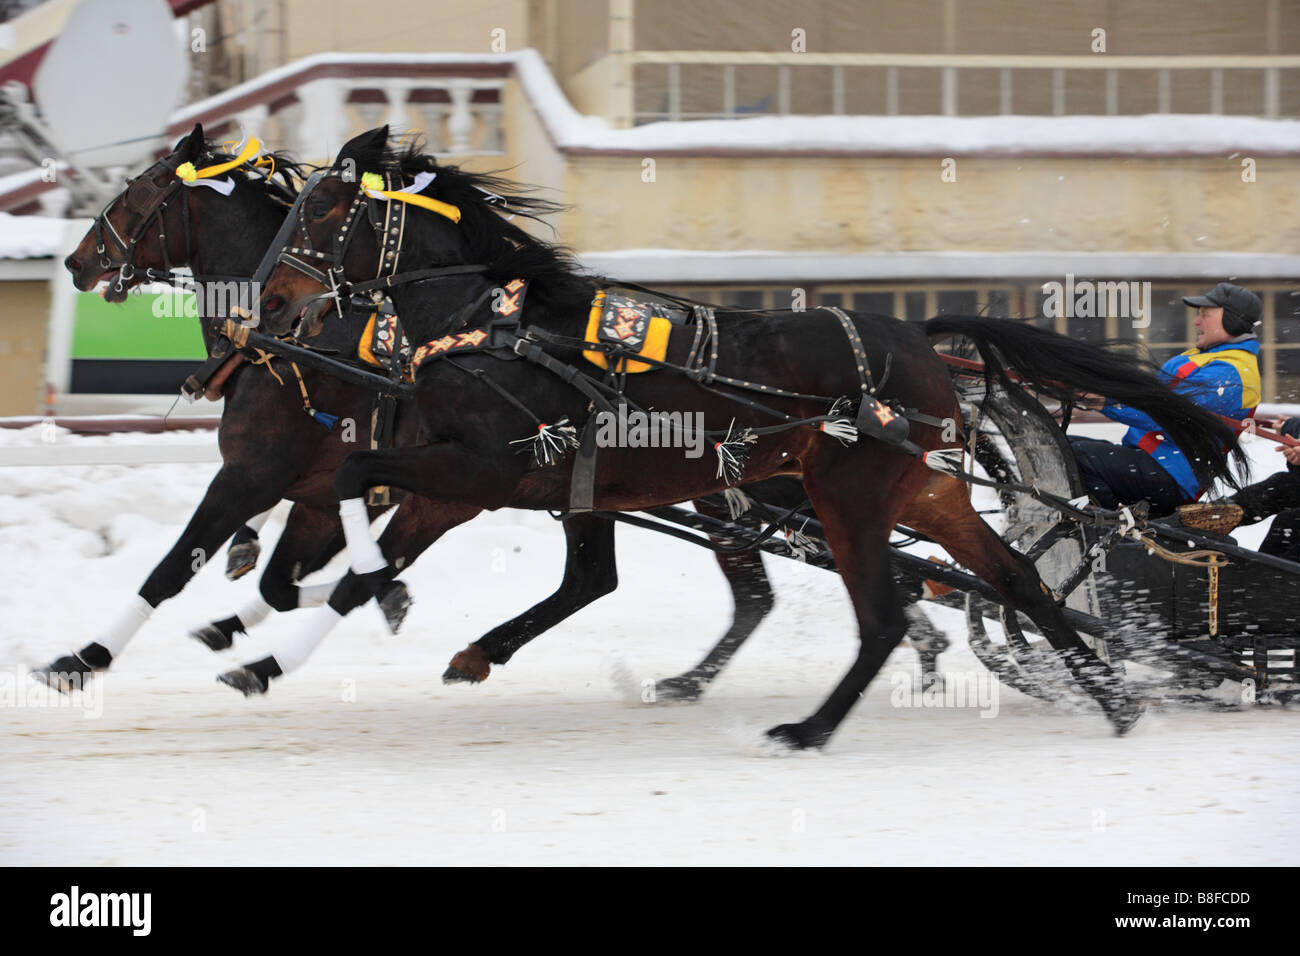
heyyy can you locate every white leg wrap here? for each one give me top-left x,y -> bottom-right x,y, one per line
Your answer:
272,606 -> 342,674
297,582 -> 336,608
97,596 -> 153,657
338,497 -> 386,575
236,594 -> 274,629
245,508 -> 273,533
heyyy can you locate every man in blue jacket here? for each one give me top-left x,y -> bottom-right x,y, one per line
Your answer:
1070,282 -> 1262,516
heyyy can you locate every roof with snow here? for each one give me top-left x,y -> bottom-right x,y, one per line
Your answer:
0,211 -> 86,260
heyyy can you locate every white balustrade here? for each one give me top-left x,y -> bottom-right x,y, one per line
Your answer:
185,73 -> 505,163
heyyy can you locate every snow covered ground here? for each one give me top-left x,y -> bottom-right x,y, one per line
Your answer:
0,423 -> 1296,866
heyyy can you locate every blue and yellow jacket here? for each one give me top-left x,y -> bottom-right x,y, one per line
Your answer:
1102,337 -> 1261,500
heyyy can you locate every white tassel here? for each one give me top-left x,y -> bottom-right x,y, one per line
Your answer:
510,417 -> 579,466
714,419 -> 758,485
818,418 -> 859,445
723,487 -> 753,520
783,521 -> 821,562
922,448 -> 965,476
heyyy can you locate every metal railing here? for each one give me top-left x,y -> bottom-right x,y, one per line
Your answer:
628,52 -> 1300,122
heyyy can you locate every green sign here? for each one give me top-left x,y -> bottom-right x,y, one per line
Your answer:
71,291 -> 207,360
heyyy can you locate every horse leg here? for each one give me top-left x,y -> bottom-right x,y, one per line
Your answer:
225,507 -> 274,580
766,453 -> 920,750
655,497 -> 776,702
444,513 -> 619,684
903,472 -> 1143,733
904,604 -> 950,691
190,502 -> 367,652
32,465 -> 286,692
217,495 -> 480,695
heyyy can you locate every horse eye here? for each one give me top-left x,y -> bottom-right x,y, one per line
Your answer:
309,203 -> 329,219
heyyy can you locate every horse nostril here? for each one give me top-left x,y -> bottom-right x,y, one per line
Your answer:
65,256 -> 82,274
263,296 -> 285,315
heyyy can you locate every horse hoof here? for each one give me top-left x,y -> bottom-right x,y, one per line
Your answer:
765,721 -> 830,751
653,676 -> 705,703
378,581 -> 412,634
443,645 -> 490,684
216,654 -> 282,697
225,539 -> 261,581
1108,696 -> 1147,736
31,654 -> 96,695
217,667 -> 269,696
190,623 -> 234,652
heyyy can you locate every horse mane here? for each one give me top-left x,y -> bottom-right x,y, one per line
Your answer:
198,137 -> 306,202
345,136 -> 589,300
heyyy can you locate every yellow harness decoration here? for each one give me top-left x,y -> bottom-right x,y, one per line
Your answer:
358,311 -> 414,381
176,137 -> 262,183
361,171 -> 461,224
582,290 -> 676,374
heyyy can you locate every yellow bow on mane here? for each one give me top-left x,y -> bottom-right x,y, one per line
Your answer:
176,136 -> 263,183
360,171 -> 461,223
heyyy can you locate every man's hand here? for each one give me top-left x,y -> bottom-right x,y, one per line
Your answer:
1283,444 -> 1300,467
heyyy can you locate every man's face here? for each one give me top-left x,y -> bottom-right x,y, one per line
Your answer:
1193,306 -> 1230,349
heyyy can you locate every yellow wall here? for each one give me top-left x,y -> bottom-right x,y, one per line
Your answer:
282,0 -> 532,59
0,280 -> 50,416
558,154 -> 1300,254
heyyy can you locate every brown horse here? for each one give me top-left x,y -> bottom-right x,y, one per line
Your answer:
43,125 -> 795,702
245,127 -> 1242,748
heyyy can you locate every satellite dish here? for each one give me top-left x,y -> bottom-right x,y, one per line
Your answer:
33,0 -> 187,169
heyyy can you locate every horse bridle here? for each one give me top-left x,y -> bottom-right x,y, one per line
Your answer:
257,168 -> 488,336
94,149 -> 300,297
92,155 -> 194,294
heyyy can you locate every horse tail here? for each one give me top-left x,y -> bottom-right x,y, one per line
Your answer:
922,314 -> 1247,491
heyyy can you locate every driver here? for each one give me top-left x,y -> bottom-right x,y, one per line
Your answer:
1069,282 -> 1262,516
1181,417 -> 1300,561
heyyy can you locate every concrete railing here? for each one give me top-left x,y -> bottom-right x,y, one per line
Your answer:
169,55 -> 512,163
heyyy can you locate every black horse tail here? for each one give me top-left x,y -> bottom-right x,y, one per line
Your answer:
923,315 -> 1248,491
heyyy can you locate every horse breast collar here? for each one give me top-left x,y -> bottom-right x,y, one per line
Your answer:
410,279 -> 532,368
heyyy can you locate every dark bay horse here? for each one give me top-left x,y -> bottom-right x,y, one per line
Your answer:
40,125 -> 791,700
250,126 -> 1244,749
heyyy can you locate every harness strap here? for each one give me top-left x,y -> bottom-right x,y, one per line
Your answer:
182,335 -> 233,401
367,392 -> 399,506
511,338 -> 618,415
347,263 -> 490,294
820,305 -> 875,396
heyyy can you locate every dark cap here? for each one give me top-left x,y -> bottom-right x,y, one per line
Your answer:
1182,282 -> 1262,335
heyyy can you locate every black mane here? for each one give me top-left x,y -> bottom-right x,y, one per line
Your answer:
341,137 -> 590,303
197,137 -> 306,202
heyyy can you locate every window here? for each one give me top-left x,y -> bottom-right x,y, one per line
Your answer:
936,290 -> 979,316
718,289 -> 766,310
904,291 -> 927,322
852,291 -> 895,315
1273,291 -> 1300,344
986,289 -> 1011,318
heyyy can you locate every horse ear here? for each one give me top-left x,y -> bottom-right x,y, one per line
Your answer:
174,122 -> 204,158
336,125 -> 389,165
